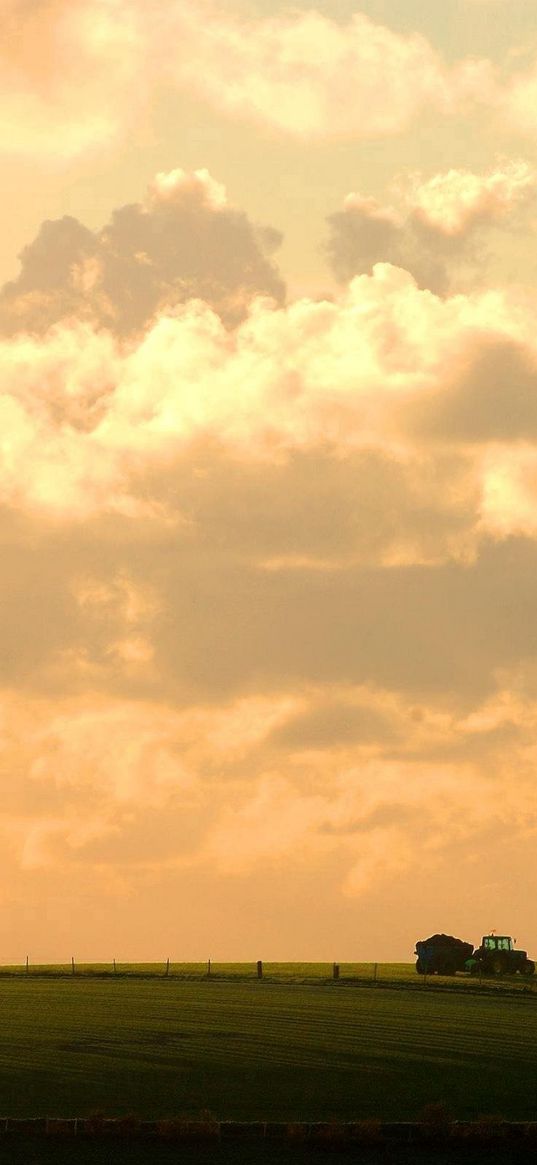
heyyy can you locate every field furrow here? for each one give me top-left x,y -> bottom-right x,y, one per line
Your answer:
0,976 -> 534,1120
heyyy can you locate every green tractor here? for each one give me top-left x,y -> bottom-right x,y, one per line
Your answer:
468,935 -> 535,977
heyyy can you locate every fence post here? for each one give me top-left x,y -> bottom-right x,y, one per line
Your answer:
113,959 -> 116,975
25,955 -> 29,976
165,958 -> 170,977
71,957 -> 75,976
373,962 -> 378,983
207,958 -> 211,978
333,962 -> 339,980
257,960 -> 263,979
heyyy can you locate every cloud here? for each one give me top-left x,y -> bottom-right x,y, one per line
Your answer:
4,0 -> 537,170
326,162 -> 536,292
406,337 -> 537,443
501,67 -> 537,138
407,161 -> 535,236
0,262 -> 536,553
8,7 -> 537,961
3,227 -> 537,949
154,5 -> 537,149
1,0 -> 144,157
0,278 -> 537,716
0,2 -> 459,160
3,0 -> 537,170
162,6 -> 452,140
480,447 -> 537,539
0,169 -> 285,335
326,194 -> 450,294
3,677 -> 537,916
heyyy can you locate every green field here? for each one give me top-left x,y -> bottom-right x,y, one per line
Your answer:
1,962 -> 404,979
0,974 -> 535,1122
4,959 -> 536,988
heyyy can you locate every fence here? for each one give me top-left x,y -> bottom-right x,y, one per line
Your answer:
0,960 -> 534,993
3,959 -> 368,980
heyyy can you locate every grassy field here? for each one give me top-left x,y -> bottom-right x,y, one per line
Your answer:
3,959 -> 536,988
0,975 -> 535,1122
0,962 -> 403,979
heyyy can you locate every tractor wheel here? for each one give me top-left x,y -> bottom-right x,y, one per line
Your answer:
521,960 -> 535,977
491,955 -> 506,976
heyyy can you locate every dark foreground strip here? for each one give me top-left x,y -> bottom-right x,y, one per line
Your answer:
0,1119 -> 536,1147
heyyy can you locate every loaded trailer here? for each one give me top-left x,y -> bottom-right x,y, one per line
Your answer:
415,933 -> 535,977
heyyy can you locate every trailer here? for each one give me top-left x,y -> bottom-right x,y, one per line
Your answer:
415,933 -> 474,975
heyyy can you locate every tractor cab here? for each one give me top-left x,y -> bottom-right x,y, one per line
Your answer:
481,935 -> 513,952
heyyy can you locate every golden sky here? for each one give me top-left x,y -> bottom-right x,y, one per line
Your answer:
2,0 -> 537,962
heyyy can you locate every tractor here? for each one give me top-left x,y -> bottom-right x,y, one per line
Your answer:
469,935 -> 535,977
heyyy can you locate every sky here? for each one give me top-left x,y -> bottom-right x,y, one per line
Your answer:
2,0 -> 537,963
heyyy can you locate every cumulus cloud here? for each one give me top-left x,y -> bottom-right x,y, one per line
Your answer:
0,169 -> 285,335
146,4 -> 537,152
326,162 -> 536,292
2,225 -> 537,951
154,6 -> 537,150
0,1 -> 463,159
0,263 -> 535,545
162,6 -> 453,140
4,0 -> 537,169
326,193 -> 450,294
407,160 -> 535,236
406,337 -> 537,443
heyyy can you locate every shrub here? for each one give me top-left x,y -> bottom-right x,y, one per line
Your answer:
453,1114 -> 506,1144
81,1112 -> 105,1137
285,1122 -> 308,1144
419,1101 -> 453,1135
45,1118 -> 77,1138
524,1122 -> 537,1143
350,1119 -> 383,1145
475,1114 -> 507,1141
156,1114 -> 220,1143
310,1122 -> 350,1152
114,1114 -> 142,1138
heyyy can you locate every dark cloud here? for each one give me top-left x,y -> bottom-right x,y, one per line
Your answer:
133,443 -> 478,566
324,201 -> 472,294
270,698 -> 399,750
407,338 -> 537,443
150,536 -> 537,704
326,206 -> 441,292
3,488 -> 536,709
321,803 -> 419,836
397,721 -> 521,766
0,175 -> 285,336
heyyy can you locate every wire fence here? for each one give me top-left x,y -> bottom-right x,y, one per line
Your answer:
0,959 -> 534,993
